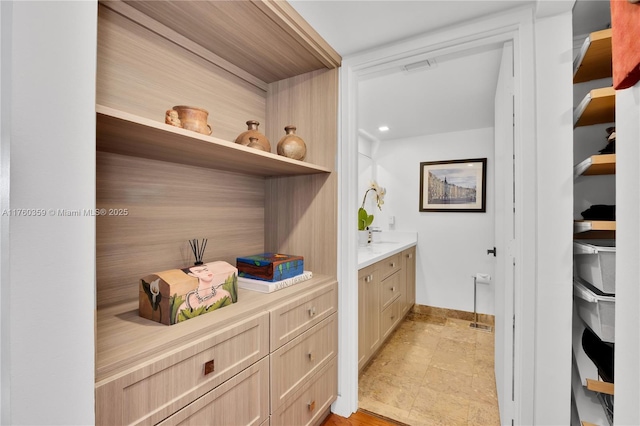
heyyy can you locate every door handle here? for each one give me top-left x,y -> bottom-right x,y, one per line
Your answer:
487,247 -> 497,257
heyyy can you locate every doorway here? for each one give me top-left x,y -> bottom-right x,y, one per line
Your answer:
334,8 -> 541,426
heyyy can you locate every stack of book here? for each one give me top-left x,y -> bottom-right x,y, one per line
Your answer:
236,252 -> 312,293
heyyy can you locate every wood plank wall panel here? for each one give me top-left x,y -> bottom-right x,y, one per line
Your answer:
264,69 -> 338,276
96,152 -> 265,308
97,4 -> 267,144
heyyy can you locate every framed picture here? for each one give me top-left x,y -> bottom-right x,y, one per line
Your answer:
419,158 -> 487,212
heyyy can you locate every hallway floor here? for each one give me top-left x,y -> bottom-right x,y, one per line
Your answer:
358,313 -> 500,426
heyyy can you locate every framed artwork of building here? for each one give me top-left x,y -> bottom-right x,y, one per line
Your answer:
419,158 -> 487,212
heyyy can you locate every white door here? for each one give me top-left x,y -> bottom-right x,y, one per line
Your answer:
493,40 -> 515,426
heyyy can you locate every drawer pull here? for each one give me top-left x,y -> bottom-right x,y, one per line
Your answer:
204,359 -> 215,376
407,253 -> 413,259
390,262 -> 396,268
391,287 -> 396,292
308,352 -> 315,362
308,307 -> 316,317
308,400 -> 316,411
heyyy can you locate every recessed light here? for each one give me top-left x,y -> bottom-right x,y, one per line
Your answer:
378,126 -> 389,132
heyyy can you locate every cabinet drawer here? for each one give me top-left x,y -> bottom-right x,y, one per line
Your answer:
381,297 -> 402,341
96,312 -> 269,426
270,356 -> 337,426
157,357 -> 269,426
380,270 -> 401,310
270,281 -> 337,351
270,313 -> 337,413
378,253 -> 401,279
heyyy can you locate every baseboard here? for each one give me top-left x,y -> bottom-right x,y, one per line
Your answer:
410,304 -> 495,327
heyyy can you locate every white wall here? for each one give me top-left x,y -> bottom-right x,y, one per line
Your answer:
2,2 -> 96,424
615,82 -> 640,426
374,127 -> 495,315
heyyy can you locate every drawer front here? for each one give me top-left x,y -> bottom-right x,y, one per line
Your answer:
378,253 -> 401,279
380,270 -> 401,310
381,297 -> 402,341
157,357 -> 269,426
270,356 -> 337,426
96,312 -> 269,426
270,313 -> 338,413
270,281 -> 337,351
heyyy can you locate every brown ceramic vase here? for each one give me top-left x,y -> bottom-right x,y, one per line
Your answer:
165,106 -> 212,135
277,125 -> 306,161
235,120 -> 271,152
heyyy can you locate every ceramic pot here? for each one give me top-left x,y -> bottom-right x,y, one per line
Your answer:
358,230 -> 370,247
277,125 -> 306,161
235,120 -> 271,152
165,106 -> 212,135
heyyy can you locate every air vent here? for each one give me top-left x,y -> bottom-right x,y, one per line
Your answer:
403,58 -> 437,72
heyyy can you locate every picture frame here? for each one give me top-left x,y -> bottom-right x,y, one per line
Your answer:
419,158 -> 487,212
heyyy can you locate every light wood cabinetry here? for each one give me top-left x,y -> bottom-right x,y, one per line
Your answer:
95,1 -> 340,424
358,246 -> 416,371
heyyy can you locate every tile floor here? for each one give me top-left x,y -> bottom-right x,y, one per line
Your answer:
358,312 -> 500,426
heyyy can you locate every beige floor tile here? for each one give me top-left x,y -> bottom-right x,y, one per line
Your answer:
439,325 -> 478,345
445,317 -> 474,329
421,365 -> 473,398
437,335 -> 476,354
360,371 -> 422,411
430,347 -> 476,376
467,400 -> 501,426
470,374 -> 498,406
408,387 -> 470,426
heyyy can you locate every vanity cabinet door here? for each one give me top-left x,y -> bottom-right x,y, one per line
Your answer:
402,247 -> 416,314
358,265 -> 380,370
378,253 -> 401,280
380,270 -> 402,310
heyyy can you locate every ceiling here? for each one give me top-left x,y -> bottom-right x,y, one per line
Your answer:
289,0 -> 612,142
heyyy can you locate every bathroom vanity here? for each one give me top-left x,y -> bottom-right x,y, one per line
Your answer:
357,233 -> 417,371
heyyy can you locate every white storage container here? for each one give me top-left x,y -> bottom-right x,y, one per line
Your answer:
573,239 -> 616,294
573,278 -> 615,343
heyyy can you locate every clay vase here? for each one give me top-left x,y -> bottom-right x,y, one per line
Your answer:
235,120 -> 271,152
277,125 -> 306,161
165,106 -> 212,136
247,136 -> 269,152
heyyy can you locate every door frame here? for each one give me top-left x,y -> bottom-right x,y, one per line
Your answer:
333,6 -> 538,424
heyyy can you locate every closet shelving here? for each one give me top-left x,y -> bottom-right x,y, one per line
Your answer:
572,26 -> 615,426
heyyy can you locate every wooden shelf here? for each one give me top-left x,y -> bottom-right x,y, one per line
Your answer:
572,355 -> 610,426
574,220 -> 616,239
586,378 -> 614,396
574,29 -> 613,84
574,154 -> 616,177
574,87 -> 615,128
96,105 -> 332,177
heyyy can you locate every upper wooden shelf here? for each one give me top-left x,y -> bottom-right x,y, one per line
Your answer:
574,87 -> 615,128
103,0 -> 341,86
574,29 -> 613,84
96,105 -> 332,177
574,154 -> 616,177
574,220 -> 616,239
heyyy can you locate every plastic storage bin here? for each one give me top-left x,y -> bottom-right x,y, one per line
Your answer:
573,239 -> 616,294
574,278 -> 615,343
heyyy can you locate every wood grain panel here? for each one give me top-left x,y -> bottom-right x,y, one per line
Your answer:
574,29 -> 612,84
271,356 -> 337,426
157,357 -> 269,426
121,0 -> 340,83
96,312 -> 269,425
97,4 -> 266,143
270,314 -> 337,413
96,151 -> 265,308
265,69 -> 339,276
380,271 -> 401,311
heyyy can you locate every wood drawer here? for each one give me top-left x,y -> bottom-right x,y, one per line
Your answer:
270,355 -> 337,426
95,312 -> 269,426
270,313 -> 338,413
157,356 -> 269,426
380,270 -> 401,310
270,280 -> 337,351
381,297 -> 402,341
378,253 -> 401,279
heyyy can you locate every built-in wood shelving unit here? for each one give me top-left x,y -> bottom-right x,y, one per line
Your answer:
574,154 -> 616,177
574,87 -> 616,127
574,220 -> 615,240
574,29 -> 613,84
96,105 -> 332,177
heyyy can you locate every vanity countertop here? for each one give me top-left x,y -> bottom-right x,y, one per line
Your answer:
358,231 -> 418,269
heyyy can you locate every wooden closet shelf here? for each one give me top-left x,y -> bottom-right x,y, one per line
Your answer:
574,154 -> 616,177
96,105 -> 332,177
574,220 -> 616,239
574,28 -> 613,84
574,87 -> 615,128
586,378 -> 614,395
